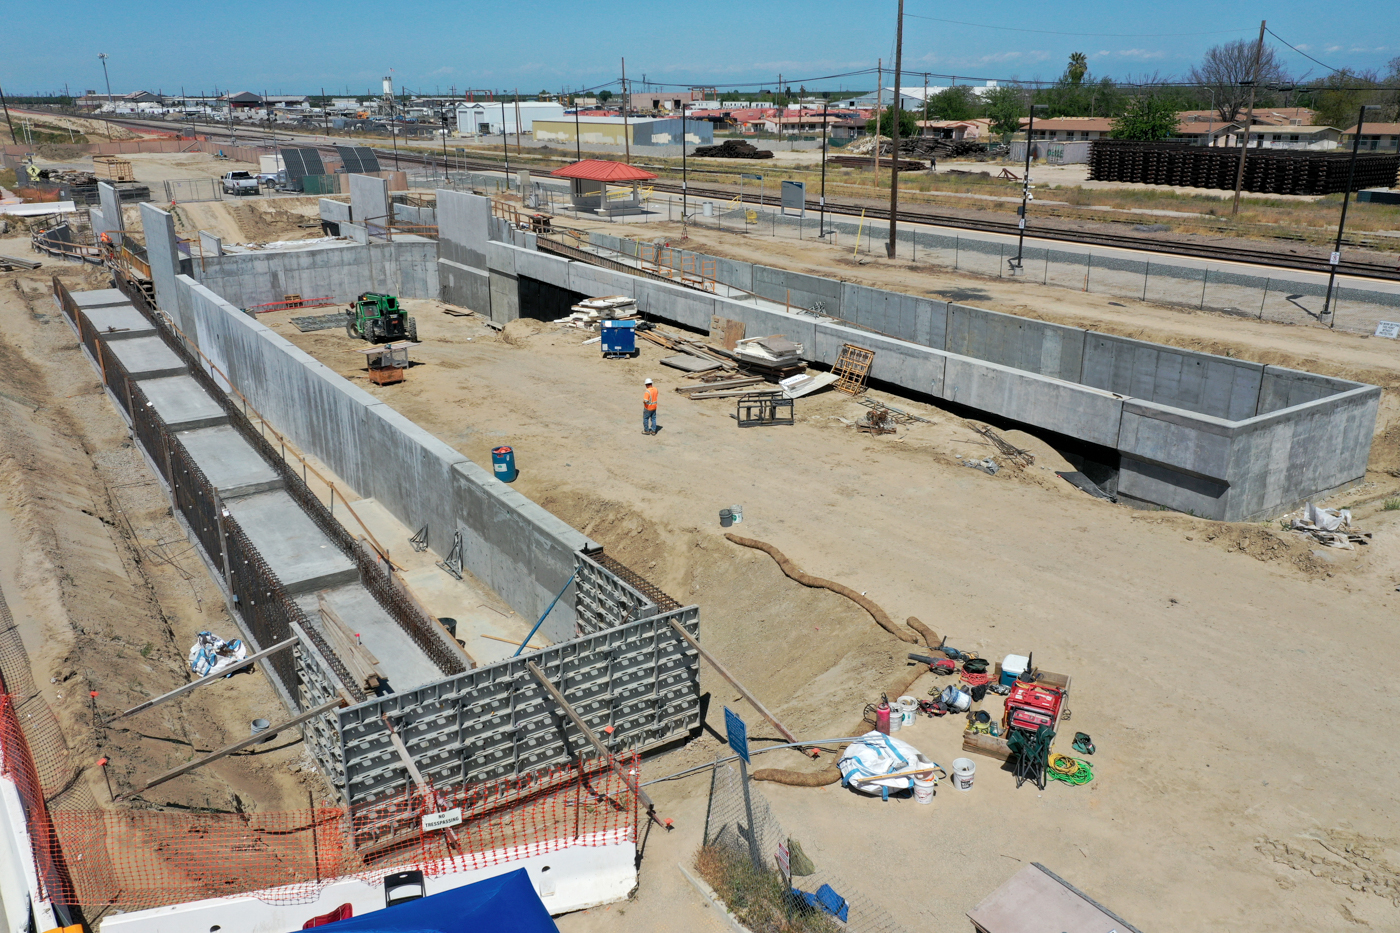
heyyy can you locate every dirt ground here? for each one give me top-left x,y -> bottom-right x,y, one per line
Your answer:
259,240 -> 1400,930
0,265 -> 330,815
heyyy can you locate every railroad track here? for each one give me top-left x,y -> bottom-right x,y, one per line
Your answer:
97,115 -> 1400,283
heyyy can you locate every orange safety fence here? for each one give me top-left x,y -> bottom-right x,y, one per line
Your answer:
1,686 -> 636,913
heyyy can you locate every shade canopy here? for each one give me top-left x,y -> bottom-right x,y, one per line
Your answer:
316,869 -> 559,933
550,159 -> 658,182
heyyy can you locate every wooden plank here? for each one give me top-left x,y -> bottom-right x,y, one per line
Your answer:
708,315 -> 746,350
675,376 -> 764,394
127,699 -> 343,795
318,594 -> 384,690
110,639 -> 299,721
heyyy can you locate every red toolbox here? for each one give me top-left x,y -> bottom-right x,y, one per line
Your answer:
1007,683 -> 1063,720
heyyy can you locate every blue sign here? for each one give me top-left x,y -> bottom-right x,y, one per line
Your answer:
724,707 -> 750,764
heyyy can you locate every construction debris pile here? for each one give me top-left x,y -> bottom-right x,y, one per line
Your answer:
1288,502 -> 1371,549
692,139 -> 773,159
556,295 -> 639,327
731,335 -> 805,380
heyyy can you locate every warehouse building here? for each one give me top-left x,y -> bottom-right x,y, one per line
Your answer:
532,116 -> 714,148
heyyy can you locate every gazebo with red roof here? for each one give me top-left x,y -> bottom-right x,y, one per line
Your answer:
551,159 -> 658,215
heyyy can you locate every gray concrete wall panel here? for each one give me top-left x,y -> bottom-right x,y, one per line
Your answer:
1118,457 -> 1230,519
349,173 -> 389,225
813,322 -> 947,394
513,247 -> 573,289
566,262 -> 637,300
1117,401 -> 1234,480
319,199 -> 352,224
436,191 -> 492,270
1257,365 -> 1363,415
1224,387 -> 1381,519
712,297 -> 818,354
488,271 -> 519,323
195,241 -> 437,308
364,404 -> 470,534
437,259 -> 491,313
946,304 -> 1084,382
941,356 -> 1123,448
635,279 -> 717,331
98,182 -> 123,231
1081,333 -> 1262,420
140,203 -> 185,329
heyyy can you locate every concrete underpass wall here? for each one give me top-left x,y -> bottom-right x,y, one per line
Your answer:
192,239 -> 438,308
503,232 -> 1378,521
170,274 -> 597,635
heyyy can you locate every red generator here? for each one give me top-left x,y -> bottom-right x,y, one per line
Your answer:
1005,682 -> 1064,734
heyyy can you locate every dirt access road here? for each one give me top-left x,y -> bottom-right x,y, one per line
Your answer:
263,261 -> 1400,929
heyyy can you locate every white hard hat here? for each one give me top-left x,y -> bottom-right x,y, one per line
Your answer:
644,378 -> 653,385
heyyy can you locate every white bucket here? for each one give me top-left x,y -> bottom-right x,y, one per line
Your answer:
941,686 -> 971,713
888,705 -> 902,732
730,504 -> 743,524
913,772 -> 936,805
952,757 -> 976,792
898,695 -> 918,726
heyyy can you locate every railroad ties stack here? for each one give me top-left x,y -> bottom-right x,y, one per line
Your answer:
1088,139 -> 1400,195
826,154 -> 928,171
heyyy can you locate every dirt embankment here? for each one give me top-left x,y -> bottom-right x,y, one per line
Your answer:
0,272 -> 324,812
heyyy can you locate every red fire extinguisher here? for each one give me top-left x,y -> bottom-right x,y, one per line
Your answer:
876,694 -> 891,735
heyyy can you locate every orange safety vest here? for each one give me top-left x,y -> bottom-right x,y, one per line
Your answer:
643,386 -> 658,410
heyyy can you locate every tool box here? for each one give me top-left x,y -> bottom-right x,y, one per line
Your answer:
601,319 -> 638,358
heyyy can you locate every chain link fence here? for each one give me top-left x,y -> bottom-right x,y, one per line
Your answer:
701,763 -> 908,933
163,178 -> 223,203
666,201 -> 1400,336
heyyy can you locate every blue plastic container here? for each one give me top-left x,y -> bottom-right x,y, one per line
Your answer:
601,320 -> 637,357
492,445 -> 518,483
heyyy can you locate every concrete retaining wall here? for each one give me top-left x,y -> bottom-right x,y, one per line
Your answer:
193,240 -> 438,308
171,274 -> 597,632
492,230 -> 1378,521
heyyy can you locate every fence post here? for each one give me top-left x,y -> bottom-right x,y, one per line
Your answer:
1043,250 -> 1050,285
1259,277 -> 1270,320
954,235 -> 959,270
1142,261 -> 1150,302
1084,252 -> 1092,291
1199,268 -> 1208,310
998,243 -> 1004,277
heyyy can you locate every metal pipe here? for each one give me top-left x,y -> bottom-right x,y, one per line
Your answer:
642,737 -> 869,786
513,568 -> 578,656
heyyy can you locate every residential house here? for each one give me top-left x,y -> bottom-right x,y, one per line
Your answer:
916,119 -> 990,141
1025,117 -> 1114,141
1342,122 -> 1400,152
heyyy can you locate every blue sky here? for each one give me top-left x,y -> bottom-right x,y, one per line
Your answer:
2,1 -> 1395,96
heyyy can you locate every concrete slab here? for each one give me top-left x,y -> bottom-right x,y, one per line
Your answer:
138,375 -> 229,430
70,288 -> 132,310
225,490 -> 358,596
175,425 -> 283,499
294,583 -> 444,691
80,305 -> 156,341
105,336 -> 186,380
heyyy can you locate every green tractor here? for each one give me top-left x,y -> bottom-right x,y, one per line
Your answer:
345,293 -> 417,343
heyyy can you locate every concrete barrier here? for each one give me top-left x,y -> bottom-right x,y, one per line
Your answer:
193,239 -> 438,308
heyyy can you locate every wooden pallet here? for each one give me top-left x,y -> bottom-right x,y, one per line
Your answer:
832,343 -> 875,396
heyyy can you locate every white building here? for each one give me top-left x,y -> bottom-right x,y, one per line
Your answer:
455,101 -> 566,136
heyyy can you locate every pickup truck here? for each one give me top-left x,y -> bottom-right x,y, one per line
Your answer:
221,171 -> 259,196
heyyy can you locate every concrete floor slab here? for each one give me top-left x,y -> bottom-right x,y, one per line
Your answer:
295,584 -> 444,691
105,336 -> 187,380
175,425 -> 283,499
340,497 -> 532,666
225,490 -> 358,596
81,305 -> 156,341
71,288 -> 134,310
138,375 -> 229,430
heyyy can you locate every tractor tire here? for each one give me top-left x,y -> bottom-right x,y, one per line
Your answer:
407,317 -> 418,343
346,320 -> 357,339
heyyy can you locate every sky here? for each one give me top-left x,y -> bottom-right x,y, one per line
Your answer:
2,0 -> 1396,97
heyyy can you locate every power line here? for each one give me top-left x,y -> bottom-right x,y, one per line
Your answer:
901,12 -> 1251,39
1264,27 -> 1346,77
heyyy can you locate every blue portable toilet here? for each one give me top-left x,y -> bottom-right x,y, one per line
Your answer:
601,320 -> 638,358
492,445 -> 518,482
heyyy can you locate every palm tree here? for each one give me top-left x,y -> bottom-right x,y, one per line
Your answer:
1067,52 -> 1088,86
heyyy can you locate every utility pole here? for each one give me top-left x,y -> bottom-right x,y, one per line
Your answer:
500,99 -> 510,180
1231,20 -> 1266,217
873,60 -> 883,187
682,104 -> 688,236
1322,105 -> 1381,324
514,88 -> 522,155
778,73 -> 783,147
573,101 -> 582,162
819,100 -> 829,237
621,58 -> 631,164
1011,103 -> 1047,272
0,85 -> 15,145
98,53 -> 114,140
886,0 -> 905,258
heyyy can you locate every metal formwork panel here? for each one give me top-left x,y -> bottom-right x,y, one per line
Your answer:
293,624 -> 350,793
337,606 -> 700,805
575,552 -> 657,635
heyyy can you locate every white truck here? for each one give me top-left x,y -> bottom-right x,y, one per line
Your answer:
221,171 -> 259,196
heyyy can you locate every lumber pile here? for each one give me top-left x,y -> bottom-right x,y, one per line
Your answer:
675,376 -> 767,399
318,594 -> 385,693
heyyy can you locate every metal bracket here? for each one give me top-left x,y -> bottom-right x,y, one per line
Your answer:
436,531 -> 464,579
410,524 -> 429,552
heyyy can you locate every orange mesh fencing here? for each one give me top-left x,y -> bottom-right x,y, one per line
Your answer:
2,693 -> 637,914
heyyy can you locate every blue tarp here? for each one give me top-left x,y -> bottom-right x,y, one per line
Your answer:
316,869 -> 558,933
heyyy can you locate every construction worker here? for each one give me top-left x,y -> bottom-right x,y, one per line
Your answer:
642,378 -> 659,435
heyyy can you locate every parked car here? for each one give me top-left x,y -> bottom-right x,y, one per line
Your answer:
221,171 -> 259,196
